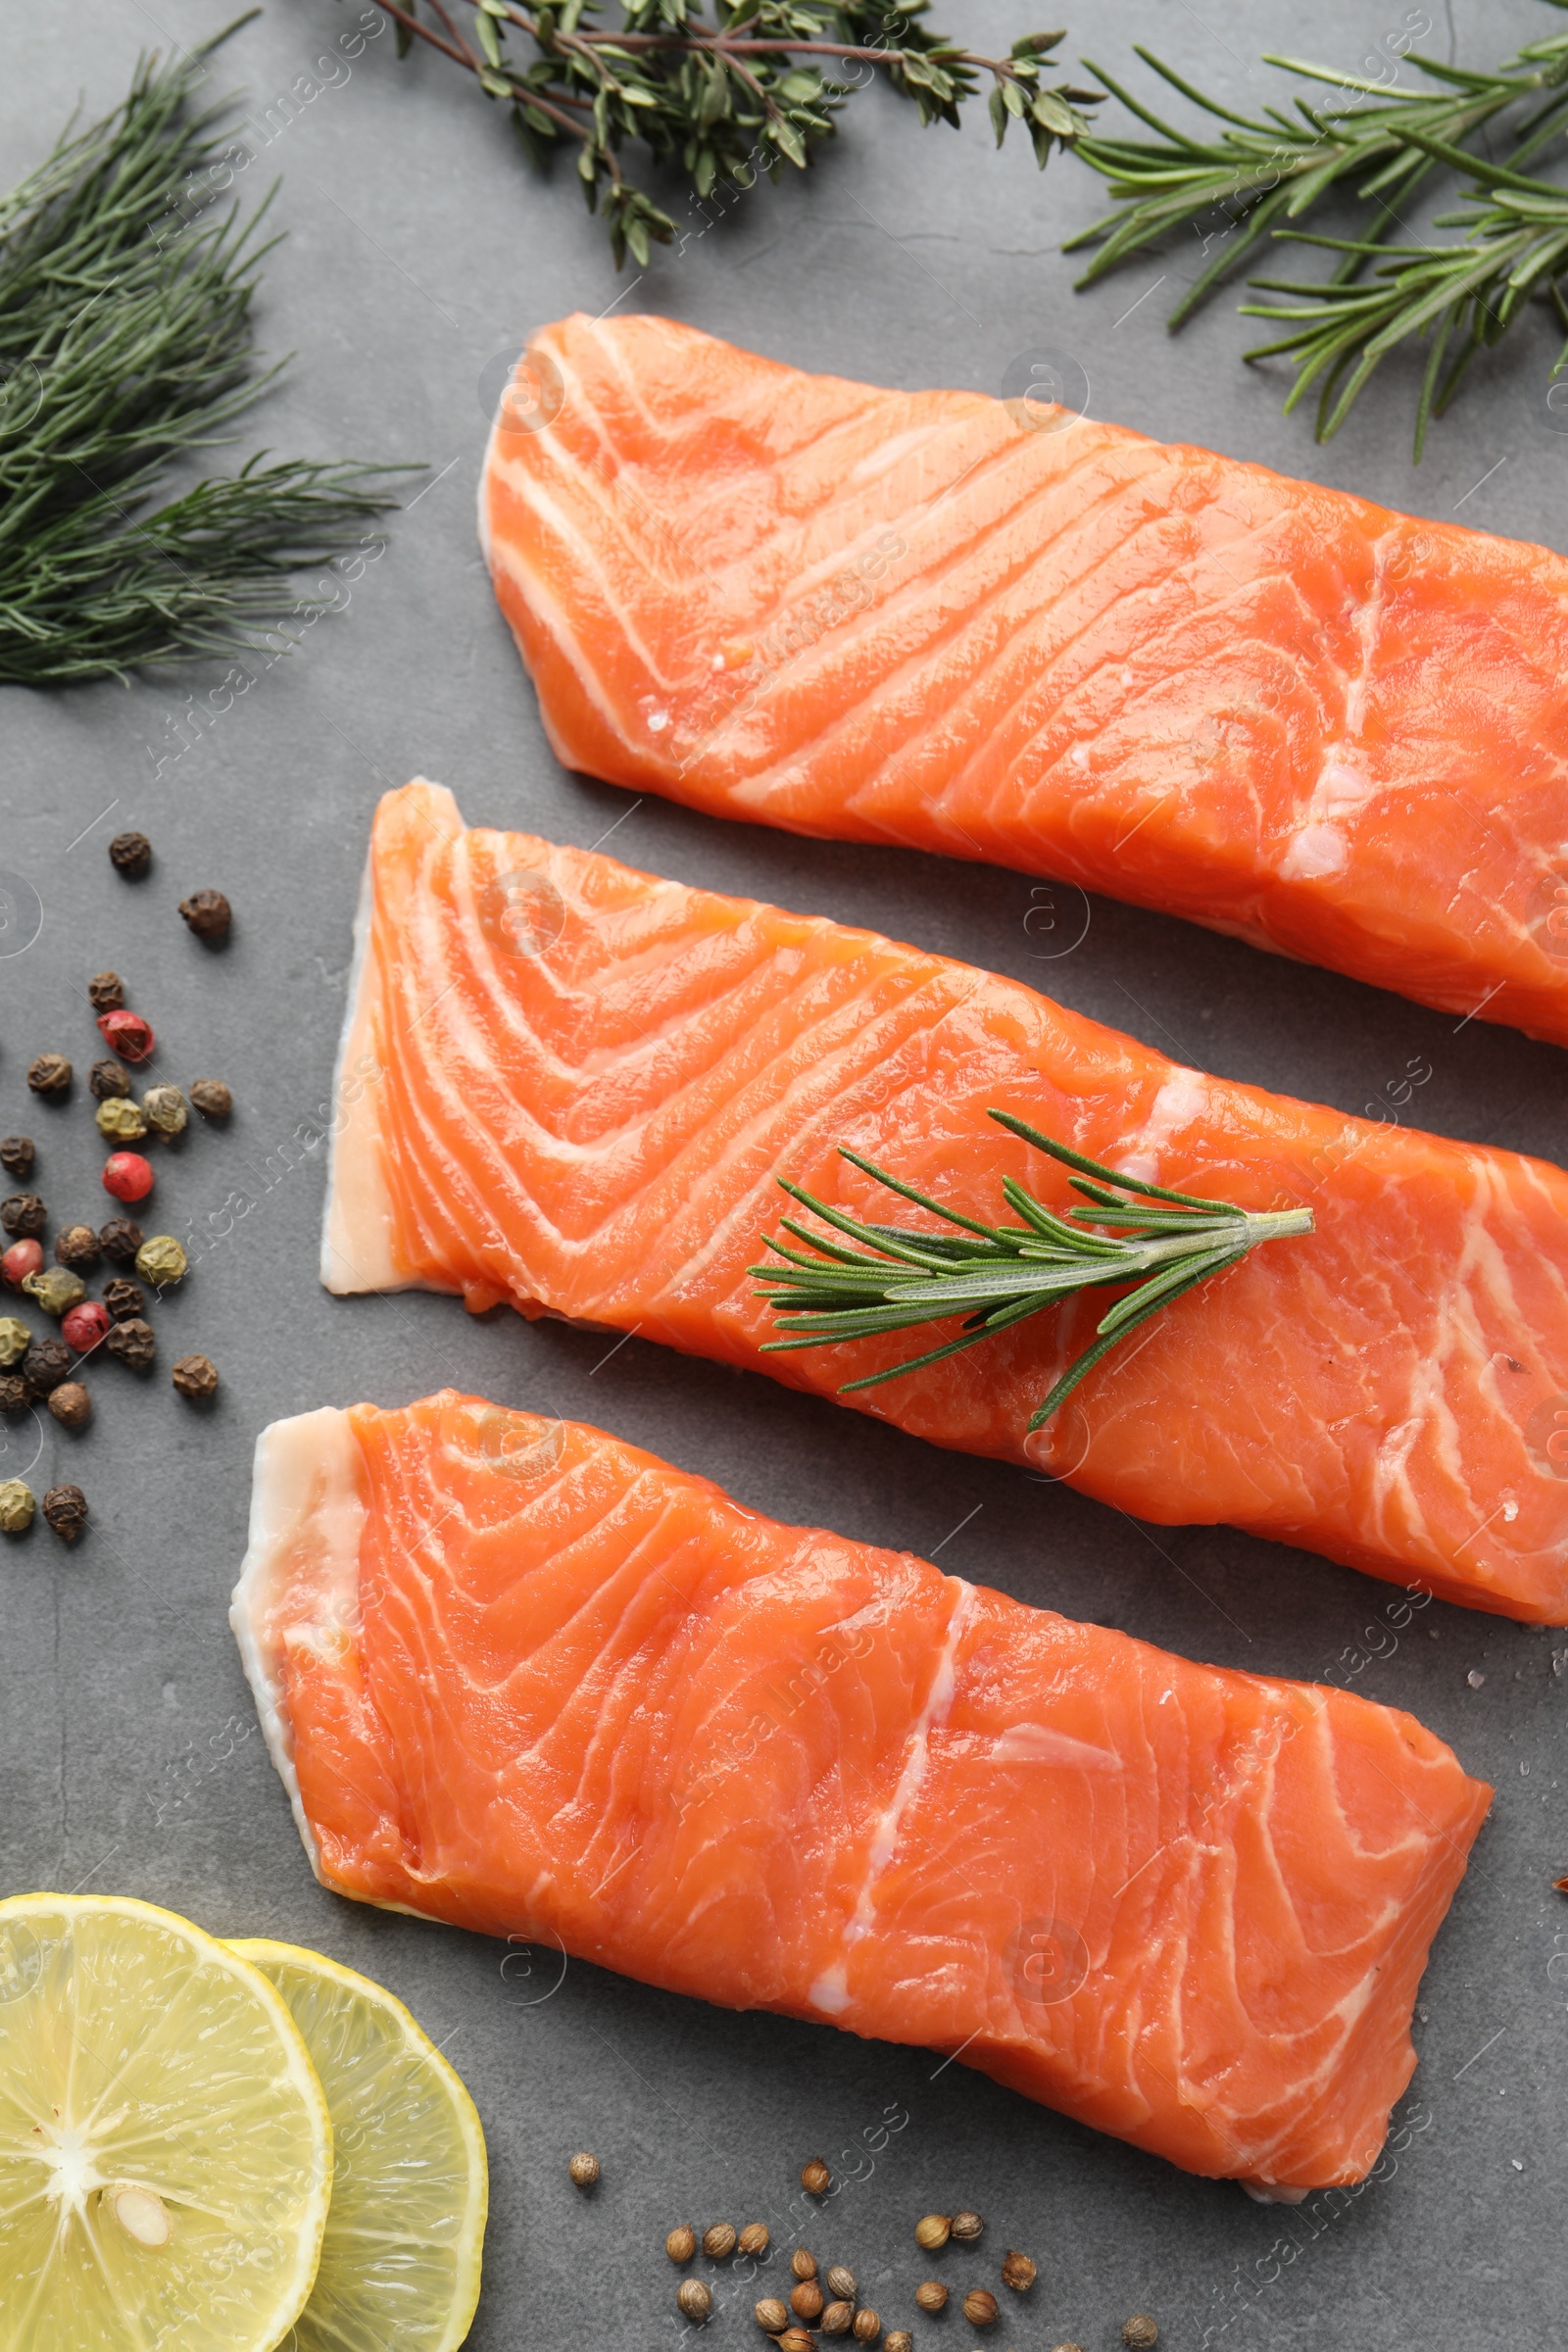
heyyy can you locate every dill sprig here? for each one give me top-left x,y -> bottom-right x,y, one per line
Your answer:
753,1112 -> 1313,1431
1064,11 -> 1568,452
363,0 -> 1102,267
0,24 -> 410,685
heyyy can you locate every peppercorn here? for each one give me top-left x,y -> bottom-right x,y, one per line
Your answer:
1001,2251 -> 1037,2293
103,1277 -> 146,1322
0,1137 -> 33,1179
962,2289 -> 999,2327
567,2151 -> 600,2188
1121,2321 -> 1157,2351
188,1078 -> 233,1125
914,2283 -> 947,2314
800,2159 -> 830,2195
23,1339 -> 70,1394
174,1355 -> 220,1407
53,1225 -> 100,1273
48,1382 -> 91,1431
737,2224 -> 769,2258
755,2300 -> 790,2334
777,2334 -> 815,2352
179,887 -> 232,940
0,1480 -> 34,1533
89,1058 -> 131,1101
105,1318 -> 155,1372
791,2281 -> 824,2322
1,1239 -> 41,1289
26,1054 -> 71,1097
23,1268 -> 85,1318
791,2250 -> 818,2282
97,1009 -> 155,1063
99,1218 -> 144,1263
0,1318 -> 28,1368
852,2309 -> 880,2343
141,1085 -> 188,1138
62,1302 -> 111,1354
675,2278 -> 711,2323
96,1099 -> 149,1144
951,2210 -> 984,2245
135,1235 -> 186,1289
41,1484 -> 87,1543
884,2335 -> 912,2352
914,2216 -> 951,2253
821,2303 -> 854,2337
703,2224 -> 737,2260
87,971 -> 125,1011
2,1195 -> 46,1239
666,2225 -> 697,2266
0,1375 -> 26,1413
109,830 -> 152,877
102,1153 -> 154,1203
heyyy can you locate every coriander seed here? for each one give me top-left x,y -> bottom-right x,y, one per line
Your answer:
755,2299 -> 789,2333
1001,2250 -> 1037,2292
676,2278 -> 711,2323
800,2157 -> 830,2195
914,2215 -> 951,2252
0,1479 -> 35,1532
89,1058 -> 131,1101
738,2223 -> 769,2258
665,2224 -> 697,2265
48,1382 -> 91,1431
135,1235 -> 187,1288
914,2282 -> 947,2313
821,2300 -> 854,2334
0,1137 -> 34,1178
567,2150 -> 600,2188
42,1484 -> 87,1543
851,2307 -> 880,2343
961,2288 -> 999,2327
2,1195 -> 46,1238
777,2333 -> 815,2352
54,1225 -> 100,1272
825,2267 -> 856,2300
23,1268 -> 85,1319
105,1318 -> 155,1372
26,1054 -> 71,1097
189,1078 -> 232,1120
88,972 -> 124,1011
1122,2320 -> 1157,2350
0,1319 -> 28,1367
791,2281 -> 824,2322
704,2224 -> 736,2260
142,1085 -> 188,1137
98,1217 -> 143,1263
791,2249 -> 817,2282
884,2334 -> 912,2352
109,830 -> 152,877
951,2210 -> 984,2244
23,1338 -> 71,1394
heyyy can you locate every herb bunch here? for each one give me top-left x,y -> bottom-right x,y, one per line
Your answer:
0,26 -> 406,685
1066,8 -> 1568,453
754,1112 -> 1313,1431
363,0 -> 1101,266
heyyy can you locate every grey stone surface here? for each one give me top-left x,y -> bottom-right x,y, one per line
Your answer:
0,2 -> 1562,2344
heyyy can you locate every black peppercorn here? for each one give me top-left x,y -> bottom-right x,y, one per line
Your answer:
2,1195 -> 46,1239
41,1484 -> 88,1543
0,1373 -> 28,1413
109,831 -> 151,878
102,1277 -> 146,1323
98,1218 -> 144,1263
89,1059 -> 131,1102
48,1382 -> 91,1430
25,1055 -> 71,1098
87,971 -> 125,1011
172,1352 -> 219,1402
22,1338 -> 71,1395
105,1317 -> 156,1371
54,1225 -> 101,1273
0,1138 -> 34,1180
179,888 -> 231,941
189,1079 -> 233,1121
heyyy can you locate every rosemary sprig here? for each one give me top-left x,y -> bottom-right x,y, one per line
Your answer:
360,1 -> 1101,266
752,1111 -> 1313,1432
0,25 -> 410,684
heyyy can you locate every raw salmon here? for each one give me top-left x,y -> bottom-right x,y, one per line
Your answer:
322,780 -> 1568,1622
480,312 -> 1568,1048
231,1392 -> 1491,2193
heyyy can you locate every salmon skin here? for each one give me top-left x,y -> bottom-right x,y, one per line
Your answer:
480,312 -> 1568,1049
323,780 -> 1568,1623
231,1391 -> 1491,2193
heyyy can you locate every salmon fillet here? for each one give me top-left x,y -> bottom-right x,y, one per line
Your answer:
480,312 -> 1568,1047
231,1392 -> 1491,2192
321,780 -> 1568,1622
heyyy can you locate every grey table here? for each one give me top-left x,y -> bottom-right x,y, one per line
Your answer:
1,3 -> 1562,2345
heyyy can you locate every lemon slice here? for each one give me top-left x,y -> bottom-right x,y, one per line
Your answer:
230,1939 -> 488,2352
0,1891 -> 332,2352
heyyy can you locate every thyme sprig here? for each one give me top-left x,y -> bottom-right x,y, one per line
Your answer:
753,1112 -> 1313,1431
362,1 -> 1101,266
0,25 -> 409,684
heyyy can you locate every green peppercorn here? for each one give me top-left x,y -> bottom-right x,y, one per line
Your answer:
89,1059 -> 131,1102
135,1236 -> 187,1289
22,1267 -> 85,1318
96,1098 -> 149,1144
0,1317 -> 29,1368
0,1480 -> 35,1534
141,1085 -> 188,1138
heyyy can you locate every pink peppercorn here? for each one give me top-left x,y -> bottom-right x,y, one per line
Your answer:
2,1238 -> 43,1288
62,1300 -> 111,1352
102,1152 -> 154,1202
96,1008 -> 155,1063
